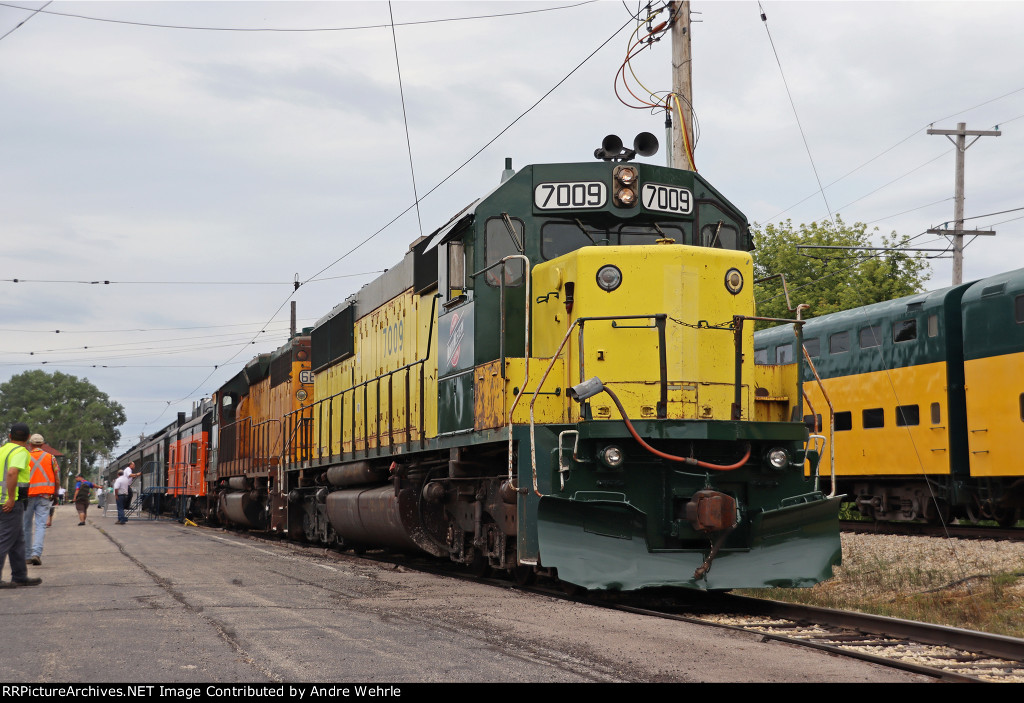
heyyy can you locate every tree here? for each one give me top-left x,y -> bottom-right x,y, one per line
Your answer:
752,216 -> 930,326
0,371 -> 126,480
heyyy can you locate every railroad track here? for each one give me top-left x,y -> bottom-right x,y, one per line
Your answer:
368,550 -> 1024,682
592,591 -> 1024,682
218,524 -> 1024,682
841,520 -> 1023,541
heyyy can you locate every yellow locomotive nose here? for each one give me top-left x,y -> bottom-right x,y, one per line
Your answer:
532,243 -> 756,424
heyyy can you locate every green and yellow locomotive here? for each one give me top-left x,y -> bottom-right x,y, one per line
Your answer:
214,135 -> 842,591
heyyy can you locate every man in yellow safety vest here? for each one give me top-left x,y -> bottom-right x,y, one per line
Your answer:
1,422 -> 42,587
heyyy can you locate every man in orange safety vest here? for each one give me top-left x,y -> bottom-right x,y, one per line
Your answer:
24,434 -> 59,565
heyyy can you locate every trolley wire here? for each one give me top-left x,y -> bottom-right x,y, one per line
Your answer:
765,87 -> 1024,225
0,1 -> 596,33
134,5 -> 642,433
301,9 -> 640,287
0,0 -> 47,42
758,2 -> 835,227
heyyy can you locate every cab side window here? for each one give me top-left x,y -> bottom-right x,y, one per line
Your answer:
485,218 -> 525,287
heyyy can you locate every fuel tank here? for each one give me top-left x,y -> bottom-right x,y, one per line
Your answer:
324,484 -> 447,557
221,491 -> 267,529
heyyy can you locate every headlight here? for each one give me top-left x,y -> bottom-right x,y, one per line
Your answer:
616,187 -> 637,206
765,447 -> 789,469
599,445 -> 625,468
612,165 -> 639,208
724,268 -> 743,295
296,389 -> 308,402
616,166 -> 637,185
596,265 -> 622,292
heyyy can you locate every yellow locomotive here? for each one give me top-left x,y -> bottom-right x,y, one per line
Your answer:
206,136 -> 842,591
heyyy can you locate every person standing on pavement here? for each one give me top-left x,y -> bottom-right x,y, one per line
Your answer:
113,469 -> 130,524
124,461 -> 136,511
72,473 -> 98,525
23,434 -> 58,565
0,422 -> 42,587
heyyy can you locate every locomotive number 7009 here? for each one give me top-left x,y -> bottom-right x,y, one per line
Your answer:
642,183 -> 693,214
534,181 -> 607,210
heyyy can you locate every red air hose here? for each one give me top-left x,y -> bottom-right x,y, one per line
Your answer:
601,386 -> 751,471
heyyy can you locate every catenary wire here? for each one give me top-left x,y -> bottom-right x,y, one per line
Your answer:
0,1 -> 596,33
0,0 -> 48,42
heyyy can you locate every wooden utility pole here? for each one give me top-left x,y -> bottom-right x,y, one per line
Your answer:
668,1 -> 693,170
926,122 -> 1000,284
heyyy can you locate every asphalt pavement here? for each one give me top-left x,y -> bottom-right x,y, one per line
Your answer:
0,502 -> 929,685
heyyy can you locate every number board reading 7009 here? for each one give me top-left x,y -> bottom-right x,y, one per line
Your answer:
534,181 -> 607,210
642,183 -> 693,215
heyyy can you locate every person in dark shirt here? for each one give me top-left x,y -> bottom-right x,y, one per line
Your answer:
72,474 -> 98,526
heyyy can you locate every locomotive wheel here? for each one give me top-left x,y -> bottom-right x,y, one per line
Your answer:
552,569 -> 585,596
926,498 -> 950,525
994,506 -> 1020,528
560,580 -> 585,597
467,554 -> 491,578
510,565 -> 535,586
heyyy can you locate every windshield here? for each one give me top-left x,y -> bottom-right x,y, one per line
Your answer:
541,221 -> 688,260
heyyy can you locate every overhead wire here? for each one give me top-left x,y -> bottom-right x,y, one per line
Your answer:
0,270 -> 383,287
863,198 -> 954,227
389,1 -> 423,240
2,327 -> 295,355
612,2 -> 697,170
766,89 -> 1024,224
757,2 -> 834,227
132,2 -> 641,432
301,9 -> 640,287
0,319 -> 314,334
0,0 -> 48,42
0,1 -> 596,33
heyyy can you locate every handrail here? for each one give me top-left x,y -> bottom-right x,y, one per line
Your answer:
282,293 -> 439,466
520,317 -> 580,494
801,343 -> 836,498
521,313 -> 676,496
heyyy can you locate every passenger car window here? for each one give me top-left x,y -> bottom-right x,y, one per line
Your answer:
835,411 -> 852,431
775,344 -> 793,364
863,408 -> 884,429
893,319 -> 917,343
896,405 -> 919,426
803,338 -> 820,357
830,331 -> 850,354
859,326 -> 882,348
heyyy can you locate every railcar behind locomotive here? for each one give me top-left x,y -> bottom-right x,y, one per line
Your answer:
113,136 -> 844,591
108,399 -> 213,517
754,266 -> 1024,525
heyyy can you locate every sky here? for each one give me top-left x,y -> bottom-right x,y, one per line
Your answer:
2,0 -> 1022,457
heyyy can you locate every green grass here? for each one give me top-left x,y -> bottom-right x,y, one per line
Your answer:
740,556 -> 1024,638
